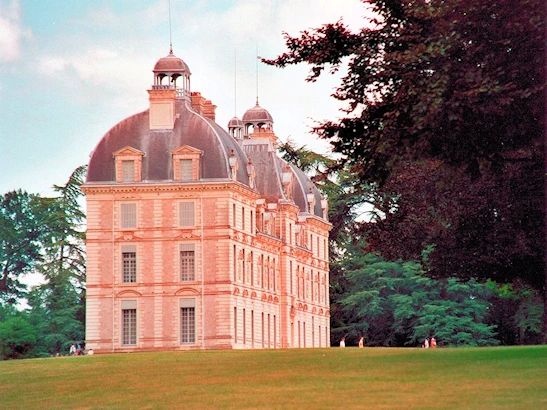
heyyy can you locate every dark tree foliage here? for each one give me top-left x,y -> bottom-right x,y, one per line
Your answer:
28,165 -> 87,355
265,0 -> 545,334
0,166 -> 87,359
0,190 -> 45,302
0,316 -> 37,359
337,243 -> 499,347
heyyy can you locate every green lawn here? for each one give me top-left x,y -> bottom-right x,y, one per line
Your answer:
1,346 -> 546,409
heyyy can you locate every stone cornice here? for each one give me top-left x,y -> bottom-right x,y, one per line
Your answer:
82,180 -> 261,198
300,213 -> 332,231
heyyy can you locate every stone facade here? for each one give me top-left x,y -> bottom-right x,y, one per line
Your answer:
83,50 -> 331,352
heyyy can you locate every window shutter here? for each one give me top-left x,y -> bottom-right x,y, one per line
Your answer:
179,202 -> 195,227
120,203 -> 137,228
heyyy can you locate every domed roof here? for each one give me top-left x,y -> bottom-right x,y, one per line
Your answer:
86,101 -> 248,184
242,101 -> 273,124
153,49 -> 191,74
228,116 -> 244,128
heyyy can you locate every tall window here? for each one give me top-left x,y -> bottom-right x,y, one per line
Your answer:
234,307 -> 238,343
251,310 -> 254,348
289,224 -> 292,245
268,314 -> 271,348
179,159 -> 193,180
180,299 -> 196,344
179,202 -> 195,227
261,313 -> 265,348
250,252 -> 254,286
122,246 -> 137,283
233,203 -> 236,227
290,261 -> 293,295
242,249 -> 246,284
260,255 -> 264,288
317,237 -> 320,258
311,270 -> 314,301
242,206 -> 245,231
266,257 -> 270,289
317,274 -> 321,302
319,325 -> 322,347
233,245 -> 237,282
243,308 -> 246,344
120,203 -> 137,229
273,315 -> 277,349
180,244 -> 195,281
272,259 -> 276,291
250,210 -> 254,233
122,160 -> 135,182
121,300 -> 137,346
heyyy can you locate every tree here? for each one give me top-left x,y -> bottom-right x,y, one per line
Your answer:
0,190 -> 45,302
27,166 -> 87,355
0,316 -> 37,359
339,245 -> 498,347
265,0 -> 545,336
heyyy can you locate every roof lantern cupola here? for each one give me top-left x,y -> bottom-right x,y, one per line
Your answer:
228,116 -> 244,140
242,98 -> 274,137
152,48 -> 191,101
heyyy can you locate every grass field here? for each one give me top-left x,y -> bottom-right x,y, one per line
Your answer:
1,345 -> 546,409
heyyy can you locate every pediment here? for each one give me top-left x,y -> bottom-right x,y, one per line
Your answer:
113,146 -> 144,157
172,145 -> 203,156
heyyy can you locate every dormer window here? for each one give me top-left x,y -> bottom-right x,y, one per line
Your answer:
172,145 -> 202,181
122,161 -> 135,182
113,146 -> 144,183
180,159 -> 193,180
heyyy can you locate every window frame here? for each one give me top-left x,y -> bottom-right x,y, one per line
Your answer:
179,243 -> 196,282
121,245 -> 137,283
180,299 -> 196,344
121,300 -> 137,346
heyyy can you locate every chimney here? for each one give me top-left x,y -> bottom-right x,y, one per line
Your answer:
148,88 -> 177,130
203,100 -> 217,121
191,92 -> 206,115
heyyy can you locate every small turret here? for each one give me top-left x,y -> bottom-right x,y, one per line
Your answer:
228,116 -> 244,140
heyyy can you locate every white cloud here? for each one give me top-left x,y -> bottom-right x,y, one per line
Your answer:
0,0 -> 31,63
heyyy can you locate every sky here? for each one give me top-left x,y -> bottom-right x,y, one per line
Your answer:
0,0 -> 368,197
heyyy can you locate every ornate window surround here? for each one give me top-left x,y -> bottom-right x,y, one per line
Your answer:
113,146 -> 144,183
172,145 -> 202,181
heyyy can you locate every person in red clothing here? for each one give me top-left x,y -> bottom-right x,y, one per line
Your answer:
430,337 -> 437,348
